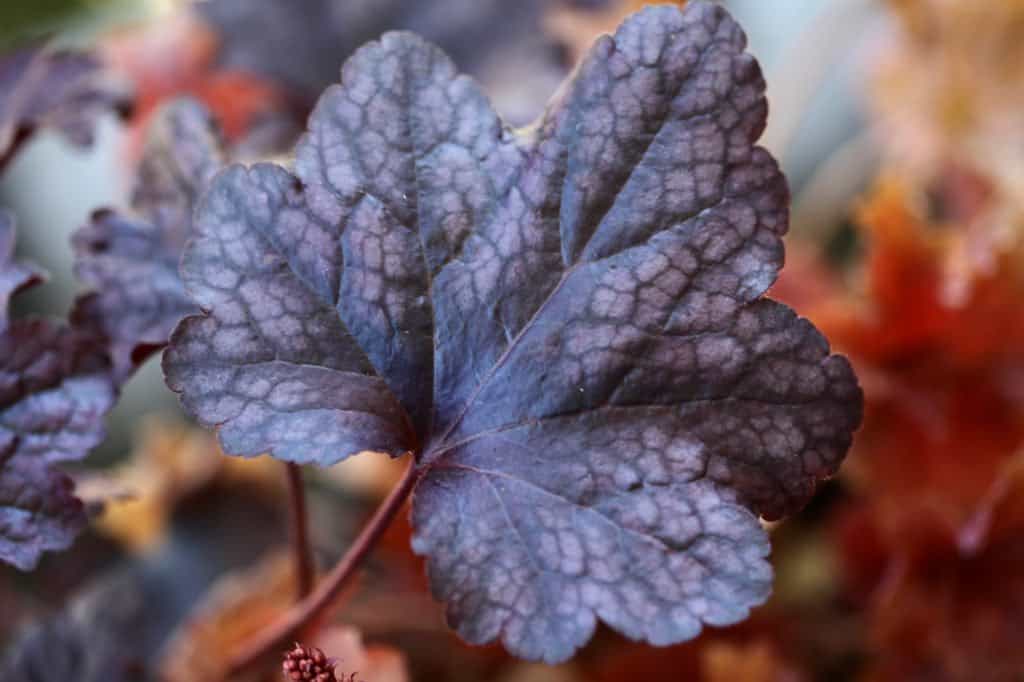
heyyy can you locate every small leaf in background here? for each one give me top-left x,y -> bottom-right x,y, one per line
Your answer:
0,455 -> 86,572
72,99 -> 226,382
0,212 -> 115,570
164,1 -> 862,663
0,44 -> 130,169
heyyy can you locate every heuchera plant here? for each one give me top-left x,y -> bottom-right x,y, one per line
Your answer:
163,0 -> 861,667
0,213 -> 115,570
0,45 -> 128,571
0,45 -> 131,170
0,1 -> 863,673
72,100 -> 227,383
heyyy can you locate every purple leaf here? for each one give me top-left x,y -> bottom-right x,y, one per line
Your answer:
0,217 -> 115,571
0,457 -> 85,572
72,100 -> 226,381
0,45 -> 131,168
163,163 -> 414,465
164,1 -> 863,662
0,569 -> 150,680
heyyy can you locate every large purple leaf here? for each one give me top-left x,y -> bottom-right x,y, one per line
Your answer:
72,99 -> 226,382
0,45 -> 130,168
0,215 -> 115,570
164,2 -> 862,663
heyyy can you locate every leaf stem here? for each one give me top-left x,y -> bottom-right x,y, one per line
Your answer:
285,462 -> 314,600
225,455 -> 419,678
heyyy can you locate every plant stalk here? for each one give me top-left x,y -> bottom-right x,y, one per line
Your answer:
225,456 -> 418,678
285,462 -> 314,600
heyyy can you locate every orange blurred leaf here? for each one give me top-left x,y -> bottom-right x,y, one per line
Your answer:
160,552 -> 298,682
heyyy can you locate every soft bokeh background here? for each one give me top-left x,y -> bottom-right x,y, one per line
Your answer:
6,1 -> 1024,681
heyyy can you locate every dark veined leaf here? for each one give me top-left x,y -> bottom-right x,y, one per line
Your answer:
0,213 -> 115,570
0,45 -> 131,168
72,99 -> 226,382
164,2 -> 862,662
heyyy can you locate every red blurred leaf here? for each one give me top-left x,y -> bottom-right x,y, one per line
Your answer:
102,14 -> 286,147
